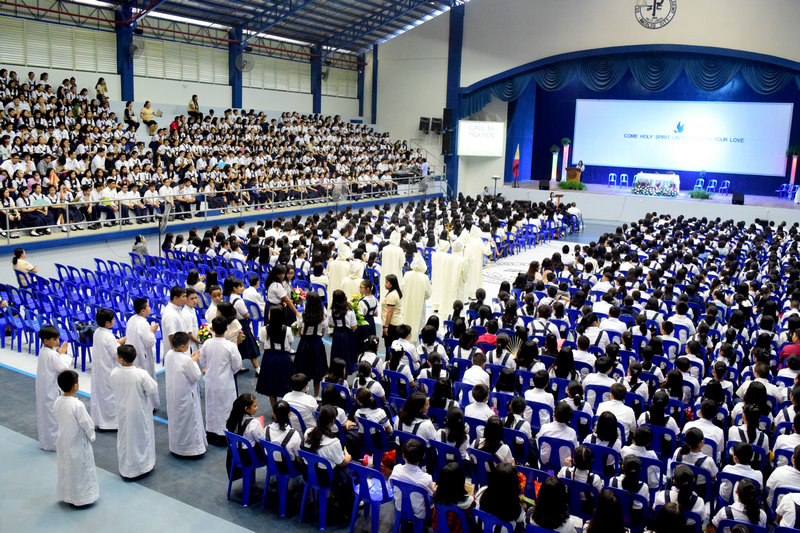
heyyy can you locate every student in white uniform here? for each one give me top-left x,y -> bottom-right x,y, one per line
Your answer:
164,331 -> 206,457
302,405 -> 353,513
125,298 -> 160,407
653,463 -> 708,526
54,370 -> 99,507
264,400 -> 302,464
389,439 -> 434,519
767,445 -> 800,507
711,478 -> 767,528
283,373 -> 319,433
182,288 -> 201,353
205,284 -> 223,326
35,325 -> 71,451
394,391 -> 437,442
199,316 -> 243,445
527,476 -> 575,533
537,401 -> 579,468
90,308 -> 126,430
110,344 -> 159,479
160,286 -> 187,358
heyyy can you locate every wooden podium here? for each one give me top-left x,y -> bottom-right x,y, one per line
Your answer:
566,168 -> 582,182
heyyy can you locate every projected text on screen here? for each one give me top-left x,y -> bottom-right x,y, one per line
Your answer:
458,121 -> 505,157
572,99 -> 793,176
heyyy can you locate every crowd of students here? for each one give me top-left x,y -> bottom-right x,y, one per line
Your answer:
0,68 -> 429,238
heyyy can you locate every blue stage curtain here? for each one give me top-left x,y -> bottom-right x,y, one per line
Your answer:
531,62 -> 577,91
684,56 -> 740,91
490,73 -> 533,101
460,88 -> 492,117
741,62 -> 795,94
579,57 -> 628,91
628,55 -> 685,91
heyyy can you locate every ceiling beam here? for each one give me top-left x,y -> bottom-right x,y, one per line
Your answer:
129,0 -> 170,25
243,0 -> 318,46
320,0 -> 440,58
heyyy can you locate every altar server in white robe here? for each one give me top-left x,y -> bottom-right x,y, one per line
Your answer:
200,316 -> 243,440
125,298 -> 160,407
36,325 -> 71,451
439,239 -> 468,312
326,241 -> 351,307
342,260 -> 365,299
55,369 -> 99,506
90,308 -> 126,430
401,253 -> 432,338
160,286 -> 187,358
110,344 -> 158,478
464,225 -> 491,299
182,288 -> 201,353
429,240 -> 450,313
380,229 -> 406,300
164,331 -> 206,457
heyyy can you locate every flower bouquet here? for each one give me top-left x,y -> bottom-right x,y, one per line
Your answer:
349,295 -> 370,326
290,287 -> 306,305
631,181 -> 678,197
291,322 -> 299,336
197,323 -> 212,344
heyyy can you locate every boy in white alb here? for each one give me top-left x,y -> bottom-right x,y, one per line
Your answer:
90,308 -> 127,430
110,344 -> 159,478
55,370 -> 99,506
164,331 -> 206,456
199,316 -> 243,445
35,325 -> 71,451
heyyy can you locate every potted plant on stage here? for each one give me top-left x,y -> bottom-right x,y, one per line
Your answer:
560,138 -> 571,182
550,144 -> 559,183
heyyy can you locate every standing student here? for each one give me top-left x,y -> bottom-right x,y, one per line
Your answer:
164,331 -> 206,457
89,308 -> 126,430
381,274 -> 404,353
204,284 -> 223,325
229,277 -> 261,375
182,288 -> 201,353
329,289 -> 358,372
54,370 -> 99,507
35,325 -> 71,451
255,306 -> 295,406
110,344 -> 159,479
357,279 -> 378,341
125,298 -> 160,408
160,286 -> 187,359
200,316 -> 243,445
292,291 -> 328,397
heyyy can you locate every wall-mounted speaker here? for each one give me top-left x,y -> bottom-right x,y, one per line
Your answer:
441,131 -> 452,155
431,118 -> 443,134
418,117 -> 430,134
442,108 -> 452,130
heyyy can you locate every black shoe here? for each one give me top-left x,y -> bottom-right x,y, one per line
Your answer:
236,368 -> 250,375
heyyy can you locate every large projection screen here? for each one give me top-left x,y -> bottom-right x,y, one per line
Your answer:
572,99 -> 793,176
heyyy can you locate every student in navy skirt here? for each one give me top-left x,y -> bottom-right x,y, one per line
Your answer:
228,276 -> 261,375
355,279 -> 379,349
256,307 -> 296,406
328,289 -> 358,374
293,291 -> 328,397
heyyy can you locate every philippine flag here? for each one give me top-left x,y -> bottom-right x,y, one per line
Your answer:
512,144 -> 520,178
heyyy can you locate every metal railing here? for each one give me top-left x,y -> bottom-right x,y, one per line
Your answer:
0,174 -> 448,244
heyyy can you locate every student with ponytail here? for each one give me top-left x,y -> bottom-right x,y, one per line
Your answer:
653,464 -> 708,525
432,405 -> 469,461
302,404 -> 353,517
352,361 -> 385,400
418,352 -> 449,381
357,335 -> 384,376
712,478 -> 767,528
609,455 -> 648,512
671,427 -> 718,491
473,416 -> 514,464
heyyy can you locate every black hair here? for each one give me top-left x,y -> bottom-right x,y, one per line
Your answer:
305,404 -> 337,450
38,325 -> 60,341
57,369 -> 79,393
211,315 -> 229,335
289,373 -> 309,391
531,476 -> 570,530
96,307 -> 115,327
171,331 -> 190,348
226,392 -> 257,433
433,462 -> 468,505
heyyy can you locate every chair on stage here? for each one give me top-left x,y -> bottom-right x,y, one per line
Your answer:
706,179 -> 717,194
607,173 -> 617,188
718,180 -> 730,195
693,178 -> 704,190
619,173 -> 629,187
776,183 -> 789,198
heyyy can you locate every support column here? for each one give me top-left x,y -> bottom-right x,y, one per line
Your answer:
115,4 -> 134,101
443,2 -> 464,196
311,44 -> 322,114
357,53 -> 365,118
229,27 -> 243,109
371,45 -> 378,124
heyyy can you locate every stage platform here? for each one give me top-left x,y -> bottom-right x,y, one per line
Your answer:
501,182 -> 800,226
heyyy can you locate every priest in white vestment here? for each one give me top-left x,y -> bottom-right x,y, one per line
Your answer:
401,253 -> 432,338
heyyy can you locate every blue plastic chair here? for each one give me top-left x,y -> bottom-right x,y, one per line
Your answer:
288,405 -> 309,434
320,381 -> 354,411
436,503 -> 473,533
464,416 -> 487,443
694,178 -> 705,190
619,173 -> 629,187
716,519 -> 767,533
584,442 -> 621,479
718,180 -> 730,195
298,450 -> 335,530
348,462 -> 393,533
357,416 -> 392,469
606,486 -> 649,533
259,439 -> 300,517
468,447 -> 499,489
503,426 -> 531,464
223,430 -> 267,507
393,429 -> 427,465
390,478 -> 431,533
560,476 -> 599,520
706,179 -> 717,194
473,508 -> 515,533
715,471 -> 761,514
608,173 -> 617,187
454,382 -> 474,407
538,435 -> 576,472
428,439 -> 467,480
384,370 -> 412,398
526,400 -> 553,432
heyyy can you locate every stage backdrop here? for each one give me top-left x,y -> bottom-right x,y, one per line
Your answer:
532,66 -> 800,196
